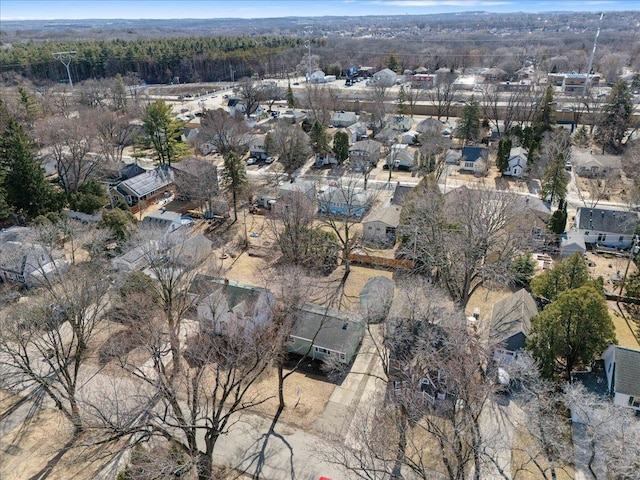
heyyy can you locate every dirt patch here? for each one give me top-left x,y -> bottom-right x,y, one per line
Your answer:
511,424 -> 575,480
248,364 -> 336,430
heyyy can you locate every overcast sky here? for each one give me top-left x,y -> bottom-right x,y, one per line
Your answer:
1,0 -> 638,21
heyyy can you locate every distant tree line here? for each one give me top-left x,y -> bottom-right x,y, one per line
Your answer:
0,36 -> 302,84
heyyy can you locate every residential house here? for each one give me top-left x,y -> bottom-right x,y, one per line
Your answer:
416,118 -> 442,134
0,227 -> 69,288
460,146 -> 489,174
372,68 -> 397,87
480,67 -> 507,83
142,209 -> 193,236
574,153 -> 620,178
249,135 -> 267,161
349,139 -> 382,171
346,122 -> 368,143
574,207 -> 638,248
279,180 -> 317,205
390,184 -> 415,207
560,231 -> 587,257
111,244 -> 153,272
110,167 -> 174,211
388,144 -> 415,170
602,345 -> 640,411
503,147 -> 528,178
193,276 -> 274,336
280,109 -> 307,124
318,186 -> 372,217
288,303 -> 364,364
309,70 -> 326,84
362,203 -> 402,247
489,289 -> 539,363
227,98 -> 246,116
330,112 -> 358,128
400,129 -> 420,145
314,152 -> 339,168
390,116 -> 413,132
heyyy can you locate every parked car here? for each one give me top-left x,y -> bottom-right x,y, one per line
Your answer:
247,157 -> 257,165
265,156 -> 275,164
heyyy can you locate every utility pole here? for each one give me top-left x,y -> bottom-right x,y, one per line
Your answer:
305,41 -> 311,82
584,13 -> 604,95
53,51 -> 76,90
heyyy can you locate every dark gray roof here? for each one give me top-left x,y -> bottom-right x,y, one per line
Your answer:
291,304 -> 363,354
489,289 -> 539,346
461,146 -> 489,162
614,347 -> 640,398
391,185 -> 414,206
576,207 -> 638,235
190,274 -> 272,311
350,139 -> 382,154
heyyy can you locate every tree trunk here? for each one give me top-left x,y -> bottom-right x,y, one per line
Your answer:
277,361 -> 285,410
198,452 -> 213,480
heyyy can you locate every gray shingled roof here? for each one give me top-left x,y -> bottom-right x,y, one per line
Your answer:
576,207 -> 638,235
362,204 -> 402,228
291,304 -> 363,354
489,289 -> 539,346
614,347 -> 640,398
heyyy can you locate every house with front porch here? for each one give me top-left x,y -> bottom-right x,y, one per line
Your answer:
503,147 -> 528,178
489,289 -> 539,363
349,139 -> 382,172
460,146 -> 489,175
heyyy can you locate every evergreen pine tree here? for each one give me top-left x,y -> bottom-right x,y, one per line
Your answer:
0,119 -> 63,219
496,136 -> 512,173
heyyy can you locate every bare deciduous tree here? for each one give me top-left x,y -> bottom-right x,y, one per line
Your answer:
300,83 -> 340,126
399,178 -> 528,308
317,175 -> 377,277
111,233 -> 277,480
39,114 -> 101,194
0,263 -> 110,436
198,108 -> 251,156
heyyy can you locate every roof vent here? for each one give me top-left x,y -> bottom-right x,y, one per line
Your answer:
342,322 -> 349,330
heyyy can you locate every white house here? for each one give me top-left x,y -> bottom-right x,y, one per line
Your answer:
142,209 -> 189,236
372,68 -> 397,87
602,345 -> 640,411
0,227 -> 69,288
309,70 -> 326,83
400,129 -> 420,145
504,147 -> 528,178
194,276 -> 274,336
574,207 -> 638,249
460,146 -> 489,175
